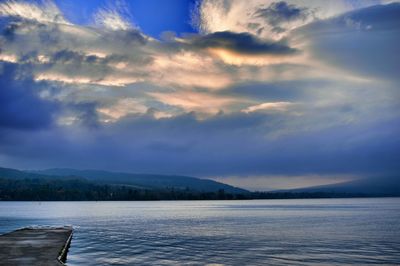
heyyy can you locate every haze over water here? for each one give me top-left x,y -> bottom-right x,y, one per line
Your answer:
1,198 -> 399,265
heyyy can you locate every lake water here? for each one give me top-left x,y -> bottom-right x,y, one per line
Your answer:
0,198 -> 399,265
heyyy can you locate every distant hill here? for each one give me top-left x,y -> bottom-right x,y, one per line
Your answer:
1,166 -> 398,200
28,168 -> 248,194
0,167 -> 87,181
0,167 -> 45,180
0,166 -> 250,201
288,177 -> 400,196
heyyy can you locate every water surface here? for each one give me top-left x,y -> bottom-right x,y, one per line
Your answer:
1,198 -> 399,265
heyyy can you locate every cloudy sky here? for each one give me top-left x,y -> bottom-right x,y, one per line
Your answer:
0,0 -> 399,190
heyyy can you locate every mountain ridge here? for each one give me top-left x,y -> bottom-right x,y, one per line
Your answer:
286,177 -> 400,196
19,167 -> 249,194
1,166 -> 399,198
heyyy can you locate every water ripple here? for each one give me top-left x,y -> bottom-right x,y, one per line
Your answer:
0,198 -> 399,265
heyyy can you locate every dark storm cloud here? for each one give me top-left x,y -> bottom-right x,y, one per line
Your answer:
295,3 -> 400,81
64,101 -> 100,128
0,18 -> 19,41
0,61 -> 101,131
0,62 -> 59,130
0,109 -> 399,179
101,28 -> 147,46
188,31 -> 298,55
51,50 -> 99,64
255,1 -> 311,33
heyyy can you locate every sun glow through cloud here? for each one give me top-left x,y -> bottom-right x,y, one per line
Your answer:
0,0 -> 399,190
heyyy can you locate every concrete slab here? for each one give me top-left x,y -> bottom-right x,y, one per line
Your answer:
0,227 -> 73,266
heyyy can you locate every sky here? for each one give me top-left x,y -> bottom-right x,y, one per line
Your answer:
0,0 -> 399,190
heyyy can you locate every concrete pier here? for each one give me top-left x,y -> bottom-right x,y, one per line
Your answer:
0,227 -> 73,266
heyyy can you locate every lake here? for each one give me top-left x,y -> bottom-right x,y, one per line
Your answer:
0,198 -> 399,265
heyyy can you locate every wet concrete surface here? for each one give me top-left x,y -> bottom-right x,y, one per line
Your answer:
0,227 -> 73,266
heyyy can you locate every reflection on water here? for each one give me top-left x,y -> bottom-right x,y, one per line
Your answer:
1,198 -> 399,265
